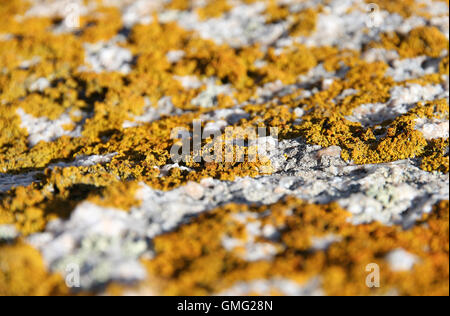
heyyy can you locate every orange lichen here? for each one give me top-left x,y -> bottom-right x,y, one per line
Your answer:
0,241 -> 70,296
197,0 -> 232,20
105,198 -> 449,296
375,26 -> 449,59
421,138 -> 449,173
165,0 -> 192,11
0,165 -> 121,235
87,180 -> 142,211
257,44 -> 318,85
0,0 -> 31,34
0,0 -> 447,240
264,0 -> 290,23
289,8 -> 318,37
0,0 -> 448,296
365,0 -> 426,18
79,6 -> 124,43
278,57 -> 449,167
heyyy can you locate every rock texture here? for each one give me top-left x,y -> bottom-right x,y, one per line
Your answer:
0,0 -> 448,296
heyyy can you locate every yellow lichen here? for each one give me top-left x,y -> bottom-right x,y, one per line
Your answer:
289,8 -> 318,37
105,198 -> 449,296
375,26 -> 449,59
197,0 -> 232,20
0,0 -> 448,296
0,241 -> 70,296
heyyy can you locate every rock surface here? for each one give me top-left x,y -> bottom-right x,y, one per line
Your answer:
0,0 -> 448,296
